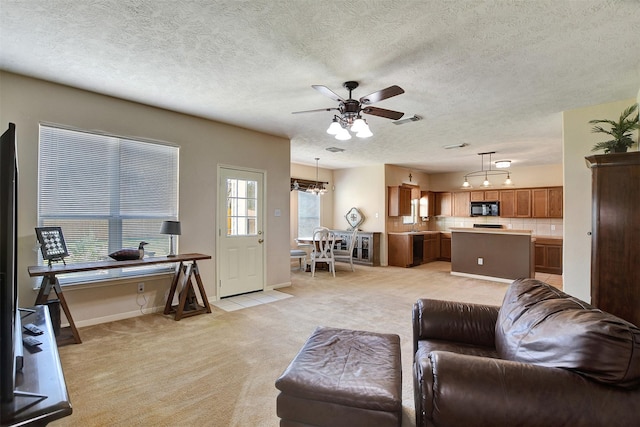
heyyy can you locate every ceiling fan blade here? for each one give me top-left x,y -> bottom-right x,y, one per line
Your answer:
291,107 -> 339,114
362,106 -> 405,120
312,85 -> 345,102
359,85 -> 404,105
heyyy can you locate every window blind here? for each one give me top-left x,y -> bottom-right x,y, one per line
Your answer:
38,124 -> 179,282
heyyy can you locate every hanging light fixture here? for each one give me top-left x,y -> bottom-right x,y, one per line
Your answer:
306,158 -> 327,196
461,152 -> 514,189
326,114 -> 372,140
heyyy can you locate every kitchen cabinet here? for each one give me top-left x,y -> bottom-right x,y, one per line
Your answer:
586,152 -> 640,327
515,189 -> 531,217
534,238 -> 563,274
452,191 -> 471,217
388,232 -> 440,267
332,230 -> 381,266
499,190 -> 515,217
388,233 -> 413,267
419,191 -> 435,218
435,192 -> 452,216
532,187 -> 563,218
422,233 -> 440,262
471,190 -> 499,201
388,186 -> 412,216
439,234 -> 451,261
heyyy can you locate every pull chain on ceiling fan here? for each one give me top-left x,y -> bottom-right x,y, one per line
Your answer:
292,81 -> 405,140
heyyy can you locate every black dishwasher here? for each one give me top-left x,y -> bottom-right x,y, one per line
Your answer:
412,234 -> 424,266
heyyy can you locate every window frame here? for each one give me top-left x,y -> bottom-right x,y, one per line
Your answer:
37,123 -> 180,285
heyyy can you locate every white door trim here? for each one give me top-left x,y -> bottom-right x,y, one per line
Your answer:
216,164 -> 267,299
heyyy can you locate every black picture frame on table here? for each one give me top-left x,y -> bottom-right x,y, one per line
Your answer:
35,227 -> 69,266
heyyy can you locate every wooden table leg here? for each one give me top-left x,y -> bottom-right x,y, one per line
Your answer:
163,262 -> 184,315
191,261 -> 211,314
35,275 -> 81,345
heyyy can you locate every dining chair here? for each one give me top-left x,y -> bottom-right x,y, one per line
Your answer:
334,228 -> 358,271
310,228 -> 336,277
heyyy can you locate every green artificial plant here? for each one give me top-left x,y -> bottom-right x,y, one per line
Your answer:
589,104 -> 640,153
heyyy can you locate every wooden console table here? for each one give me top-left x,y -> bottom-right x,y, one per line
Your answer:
28,253 -> 212,345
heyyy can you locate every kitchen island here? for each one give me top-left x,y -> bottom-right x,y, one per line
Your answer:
450,227 -> 535,282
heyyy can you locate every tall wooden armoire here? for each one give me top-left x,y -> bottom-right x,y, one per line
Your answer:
585,151 -> 640,326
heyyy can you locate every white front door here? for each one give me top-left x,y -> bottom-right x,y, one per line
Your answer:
217,166 -> 265,298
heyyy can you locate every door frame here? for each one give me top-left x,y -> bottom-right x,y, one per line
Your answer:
215,164 -> 267,299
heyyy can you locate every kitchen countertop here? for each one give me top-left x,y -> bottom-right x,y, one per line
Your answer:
450,227 -> 532,236
388,231 -> 440,235
387,229 -> 562,241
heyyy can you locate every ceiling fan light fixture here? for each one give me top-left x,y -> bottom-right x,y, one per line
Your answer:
356,126 -> 373,138
335,127 -> 352,140
326,118 -> 341,135
350,117 -> 366,133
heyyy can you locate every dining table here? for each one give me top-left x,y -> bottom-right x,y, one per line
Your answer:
296,236 -> 343,272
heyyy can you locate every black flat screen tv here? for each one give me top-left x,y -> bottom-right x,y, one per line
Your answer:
0,122 -> 18,403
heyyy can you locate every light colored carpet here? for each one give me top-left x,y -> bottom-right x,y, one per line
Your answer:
51,261 -> 520,427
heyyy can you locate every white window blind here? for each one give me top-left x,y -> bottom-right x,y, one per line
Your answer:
38,124 -> 179,282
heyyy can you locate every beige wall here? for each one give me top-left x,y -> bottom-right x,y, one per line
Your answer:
333,165 -> 386,232
562,96 -> 638,301
1,71 -> 291,326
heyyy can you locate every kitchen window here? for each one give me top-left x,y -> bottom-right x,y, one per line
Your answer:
38,124 -> 179,283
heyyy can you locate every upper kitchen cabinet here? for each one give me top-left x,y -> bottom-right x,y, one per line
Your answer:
470,190 -> 499,201
435,192 -> 452,216
419,191 -> 435,218
532,187 -> 563,218
388,185 -> 412,216
452,191 -> 471,217
499,190 -> 515,217
514,189 -> 532,217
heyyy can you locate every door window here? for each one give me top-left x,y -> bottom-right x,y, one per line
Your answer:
226,178 -> 257,236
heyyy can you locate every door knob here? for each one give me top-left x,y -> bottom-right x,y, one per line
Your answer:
258,239 -> 264,244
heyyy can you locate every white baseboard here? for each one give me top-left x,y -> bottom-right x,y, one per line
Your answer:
66,305 -> 165,328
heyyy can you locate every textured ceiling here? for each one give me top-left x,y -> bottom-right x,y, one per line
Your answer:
1,0 -> 639,173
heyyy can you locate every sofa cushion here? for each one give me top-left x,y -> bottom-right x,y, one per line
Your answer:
496,278 -> 640,388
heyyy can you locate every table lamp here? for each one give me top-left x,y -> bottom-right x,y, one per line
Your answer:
160,220 -> 181,257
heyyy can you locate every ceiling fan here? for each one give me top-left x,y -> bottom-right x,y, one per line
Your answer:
292,81 -> 405,139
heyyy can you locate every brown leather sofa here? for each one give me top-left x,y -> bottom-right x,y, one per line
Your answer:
412,278 -> 640,427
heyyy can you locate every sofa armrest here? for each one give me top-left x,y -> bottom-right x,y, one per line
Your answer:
412,299 -> 499,354
415,351 -> 640,427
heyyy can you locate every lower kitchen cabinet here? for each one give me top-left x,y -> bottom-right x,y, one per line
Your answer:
423,233 -> 440,262
332,230 -> 381,266
388,232 -> 441,267
534,238 -> 563,274
439,234 -> 451,261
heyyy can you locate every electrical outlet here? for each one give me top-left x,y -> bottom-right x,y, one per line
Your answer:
137,283 -> 145,293
477,257 -> 484,265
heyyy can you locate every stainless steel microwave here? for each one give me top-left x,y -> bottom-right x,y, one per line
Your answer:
470,201 -> 499,217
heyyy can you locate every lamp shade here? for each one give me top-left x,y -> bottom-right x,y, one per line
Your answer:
160,220 -> 181,235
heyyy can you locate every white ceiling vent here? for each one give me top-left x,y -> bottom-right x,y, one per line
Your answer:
392,115 -> 422,125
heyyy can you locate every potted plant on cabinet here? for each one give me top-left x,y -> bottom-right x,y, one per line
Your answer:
589,104 -> 639,153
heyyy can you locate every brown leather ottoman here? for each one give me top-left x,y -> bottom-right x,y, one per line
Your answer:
275,326 -> 402,427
